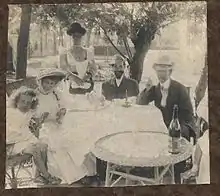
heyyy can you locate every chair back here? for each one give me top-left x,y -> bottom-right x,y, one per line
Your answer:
6,77 -> 38,97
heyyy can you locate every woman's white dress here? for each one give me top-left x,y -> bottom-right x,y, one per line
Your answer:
59,45 -> 97,81
196,129 -> 210,184
195,101 -> 210,184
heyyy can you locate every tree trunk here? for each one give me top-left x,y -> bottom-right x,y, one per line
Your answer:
194,54 -> 208,109
16,5 -> 32,79
130,26 -> 156,83
130,42 -> 150,83
59,27 -> 64,47
45,30 -> 48,49
53,31 -> 57,55
40,27 -> 43,56
86,27 -> 92,47
7,42 -> 15,72
27,42 -> 31,59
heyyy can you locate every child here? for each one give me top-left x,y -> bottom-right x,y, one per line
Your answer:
6,86 -> 61,185
35,68 -> 95,185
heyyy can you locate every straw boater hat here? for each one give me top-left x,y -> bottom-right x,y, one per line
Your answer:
110,54 -> 127,71
37,68 -> 66,81
153,55 -> 174,71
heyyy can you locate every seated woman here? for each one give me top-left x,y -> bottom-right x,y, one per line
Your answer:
6,86 -> 61,185
58,22 -> 97,95
35,68 -> 98,186
181,129 -> 210,184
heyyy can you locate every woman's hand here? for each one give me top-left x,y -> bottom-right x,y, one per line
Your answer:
82,72 -> 92,82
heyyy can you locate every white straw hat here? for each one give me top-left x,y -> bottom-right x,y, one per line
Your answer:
153,55 -> 174,71
37,68 -> 66,80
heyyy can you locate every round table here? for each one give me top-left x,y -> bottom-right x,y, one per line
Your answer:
63,101 -> 168,166
92,131 -> 193,186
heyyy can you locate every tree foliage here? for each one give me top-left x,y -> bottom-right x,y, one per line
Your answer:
12,2 -> 206,82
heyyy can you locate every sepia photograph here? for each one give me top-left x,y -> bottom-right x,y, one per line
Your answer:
6,1 -> 208,189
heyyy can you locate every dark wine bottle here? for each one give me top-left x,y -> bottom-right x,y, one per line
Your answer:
168,104 -> 181,154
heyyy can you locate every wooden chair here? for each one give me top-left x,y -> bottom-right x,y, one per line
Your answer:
6,143 -> 33,188
6,76 -> 38,97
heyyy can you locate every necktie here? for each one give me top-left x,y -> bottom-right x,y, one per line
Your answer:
161,85 -> 168,107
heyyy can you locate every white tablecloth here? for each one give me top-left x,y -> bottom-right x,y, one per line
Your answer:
62,99 -> 168,165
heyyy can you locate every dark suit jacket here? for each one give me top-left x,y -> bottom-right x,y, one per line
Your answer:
137,80 -> 194,130
102,76 -> 139,101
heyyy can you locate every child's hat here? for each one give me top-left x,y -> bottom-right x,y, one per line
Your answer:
37,68 -> 66,80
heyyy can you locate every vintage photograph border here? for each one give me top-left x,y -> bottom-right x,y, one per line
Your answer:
0,0 -> 220,195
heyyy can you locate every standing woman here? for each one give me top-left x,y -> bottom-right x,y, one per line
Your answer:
59,22 -> 97,95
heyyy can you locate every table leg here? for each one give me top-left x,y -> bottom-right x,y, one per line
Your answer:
154,167 -> 159,184
105,162 -> 111,187
171,164 -> 175,184
125,167 -> 131,186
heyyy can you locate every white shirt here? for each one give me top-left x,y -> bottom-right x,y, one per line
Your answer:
115,74 -> 124,87
160,79 -> 171,107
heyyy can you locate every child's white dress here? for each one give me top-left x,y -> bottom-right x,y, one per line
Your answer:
36,89 -> 94,184
6,108 -> 38,154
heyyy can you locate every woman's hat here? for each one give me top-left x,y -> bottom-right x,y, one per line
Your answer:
37,68 -> 66,81
67,22 -> 86,36
153,55 -> 174,71
110,55 -> 126,71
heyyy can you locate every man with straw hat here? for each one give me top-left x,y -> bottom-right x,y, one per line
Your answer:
136,55 -> 196,184
101,54 -> 139,101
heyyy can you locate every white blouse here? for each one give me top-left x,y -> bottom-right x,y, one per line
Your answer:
58,46 -> 96,79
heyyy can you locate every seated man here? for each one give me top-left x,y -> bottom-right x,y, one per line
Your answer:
96,55 -> 139,183
102,54 -> 139,101
136,55 -> 196,184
